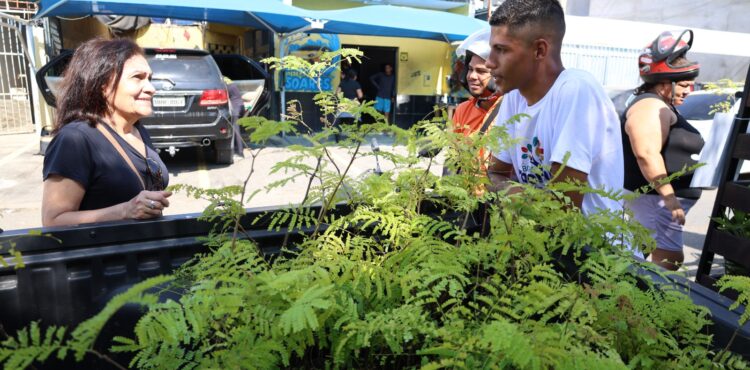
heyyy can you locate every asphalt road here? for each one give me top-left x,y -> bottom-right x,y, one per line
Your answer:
0,132 -> 720,277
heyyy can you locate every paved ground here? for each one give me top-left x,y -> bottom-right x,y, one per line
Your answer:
0,132 -> 410,230
0,132 -> 721,277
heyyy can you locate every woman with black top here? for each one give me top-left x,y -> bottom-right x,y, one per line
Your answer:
622,30 -> 704,270
337,68 -> 363,101
334,69 -> 364,128
42,38 -> 171,227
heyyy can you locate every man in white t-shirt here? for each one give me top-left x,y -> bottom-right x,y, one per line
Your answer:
484,0 -> 623,215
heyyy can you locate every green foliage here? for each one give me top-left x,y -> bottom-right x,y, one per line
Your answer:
0,239 -> 23,269
0,275 -> 171,368
3,50 -> 749,370
0,231 -> 62,269
703,79 -> 743,114
715,209 -> 750,239
0,322 -> 66,370
716,275 -> 750,326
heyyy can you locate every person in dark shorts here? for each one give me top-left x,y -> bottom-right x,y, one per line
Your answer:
370,63 -> 396,123
42,38 -> 171,227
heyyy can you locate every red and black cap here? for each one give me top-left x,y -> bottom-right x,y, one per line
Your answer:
639,29 -> 700,83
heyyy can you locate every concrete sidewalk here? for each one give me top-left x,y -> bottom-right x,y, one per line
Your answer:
0,133 -> 44,230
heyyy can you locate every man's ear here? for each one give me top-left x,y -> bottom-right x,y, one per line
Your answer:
533,38 -> 549,60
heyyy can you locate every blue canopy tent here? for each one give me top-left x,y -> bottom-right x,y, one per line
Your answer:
33,0 -> 487,118
34,0 -> 314,34
34,0 -> 486,42
309,5 -> 486,43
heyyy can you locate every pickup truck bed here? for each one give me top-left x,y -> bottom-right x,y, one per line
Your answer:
1,206 -> 748,365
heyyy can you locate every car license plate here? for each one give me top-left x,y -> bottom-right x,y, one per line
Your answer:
153,96 -> 185,107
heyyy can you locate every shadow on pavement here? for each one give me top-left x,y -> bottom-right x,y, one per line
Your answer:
683,230 -> 706,250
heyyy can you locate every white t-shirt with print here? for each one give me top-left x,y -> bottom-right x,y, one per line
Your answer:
493,69 -> 624,215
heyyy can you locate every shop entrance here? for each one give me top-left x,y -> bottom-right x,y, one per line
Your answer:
342,45 -> 397,122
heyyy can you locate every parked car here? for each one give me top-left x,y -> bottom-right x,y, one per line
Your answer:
609,87 -> 748,179
677,88 -> 748,177
606,87 -> 635,117
677,88 -> 741,140
36,48 -> 270,164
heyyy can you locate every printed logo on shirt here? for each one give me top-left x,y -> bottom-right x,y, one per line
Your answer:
519,136 -> 551,185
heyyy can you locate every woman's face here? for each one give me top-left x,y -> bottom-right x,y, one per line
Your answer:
106,54 -> 155,124
659,80 -> 694,106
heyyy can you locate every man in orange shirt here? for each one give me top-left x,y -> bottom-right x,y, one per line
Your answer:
447,28 -> 502,180
453,28 -> 502,138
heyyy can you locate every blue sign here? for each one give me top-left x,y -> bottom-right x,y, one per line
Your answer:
285,34 -> 340,92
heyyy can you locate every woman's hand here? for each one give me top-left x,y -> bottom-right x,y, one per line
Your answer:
663,194 -> 685,225
123,190 -> 173,220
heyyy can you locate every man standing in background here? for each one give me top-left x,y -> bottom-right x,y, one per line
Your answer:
370,63 -> 396,123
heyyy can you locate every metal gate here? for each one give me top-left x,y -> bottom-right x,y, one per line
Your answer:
561,44 -> 641,88
0,1 -> 35,134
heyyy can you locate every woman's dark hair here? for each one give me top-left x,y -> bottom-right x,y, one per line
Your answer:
53,38 -> 144,133
634,56 -> 694,96
634,82 -> 656,96
345,68 -> 357,80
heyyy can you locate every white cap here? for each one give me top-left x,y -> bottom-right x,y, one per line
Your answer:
456,27 -> 491,61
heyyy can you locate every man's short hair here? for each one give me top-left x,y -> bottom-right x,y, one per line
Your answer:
489,0 -> 565,46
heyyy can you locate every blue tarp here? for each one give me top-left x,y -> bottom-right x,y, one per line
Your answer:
34,0 -> 486,42
35,0 -> 312,33
310,5 -> 486,42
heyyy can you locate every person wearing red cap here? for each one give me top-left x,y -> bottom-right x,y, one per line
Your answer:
621,30 -> 704,270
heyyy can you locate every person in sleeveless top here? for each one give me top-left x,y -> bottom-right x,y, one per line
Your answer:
42,38 -> 171,227
621,30 -> 704,270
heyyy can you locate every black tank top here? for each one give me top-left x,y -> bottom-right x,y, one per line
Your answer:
621,93 -> 705,199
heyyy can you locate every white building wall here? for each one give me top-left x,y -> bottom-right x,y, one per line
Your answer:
566,0 -> 750,83
561,44 -> 641,89
584,0 -> 750,34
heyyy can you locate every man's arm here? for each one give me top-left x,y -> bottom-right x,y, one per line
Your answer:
549,163 -> 588,209
369,73 -> 380,91
486,156 -> 519,194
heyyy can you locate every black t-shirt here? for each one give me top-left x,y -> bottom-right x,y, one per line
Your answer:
621,93 -> 704,199
370,72 -> 395,98
339,79 -> 361,100
43,120 -> 169,211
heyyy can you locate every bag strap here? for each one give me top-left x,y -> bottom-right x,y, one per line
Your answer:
478,97 -> 503,134
96,122 -> 146,190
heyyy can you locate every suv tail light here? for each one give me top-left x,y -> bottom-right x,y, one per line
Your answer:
199,89 -> 228,106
